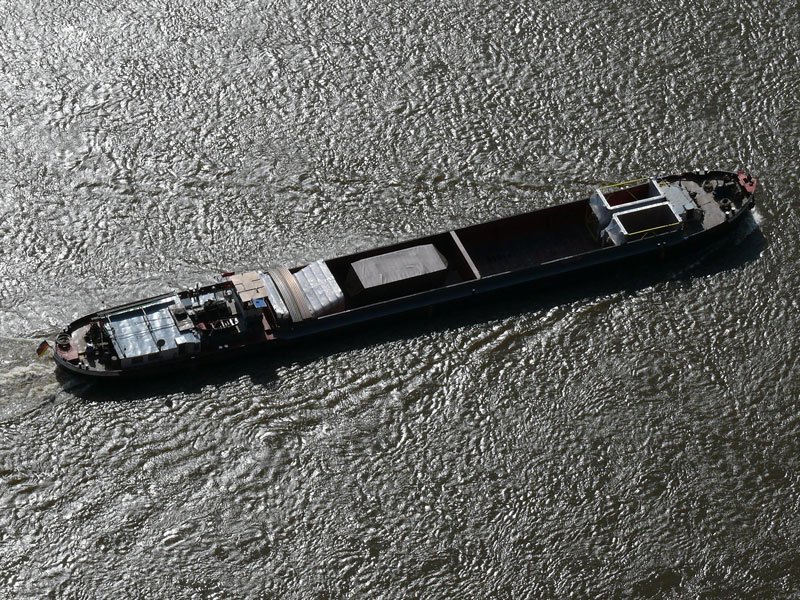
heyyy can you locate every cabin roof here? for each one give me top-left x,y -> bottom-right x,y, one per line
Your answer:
104,296 -> 198,359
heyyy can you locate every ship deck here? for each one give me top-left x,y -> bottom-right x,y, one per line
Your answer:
466,222 -> 598,275
454,200 -> 599,277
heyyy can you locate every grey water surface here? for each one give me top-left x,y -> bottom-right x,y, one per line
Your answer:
1,0 -> 799,597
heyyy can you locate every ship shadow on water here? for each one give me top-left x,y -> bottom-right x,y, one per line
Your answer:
61,217 -> 766,403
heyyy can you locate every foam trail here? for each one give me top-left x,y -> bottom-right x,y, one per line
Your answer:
750,206 -> 765,226
733,210 -> 761,244
0,335 -> 43,343
0,362 -> 54,384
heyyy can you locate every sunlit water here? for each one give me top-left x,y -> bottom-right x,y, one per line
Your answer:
1,0 -> 798,596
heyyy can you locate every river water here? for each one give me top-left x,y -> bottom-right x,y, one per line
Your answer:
1,0 -> 798,596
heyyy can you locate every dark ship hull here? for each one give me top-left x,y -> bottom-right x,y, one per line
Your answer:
51,170 -> 757,378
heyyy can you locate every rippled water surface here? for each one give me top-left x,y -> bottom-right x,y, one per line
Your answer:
1,0 -> 799,596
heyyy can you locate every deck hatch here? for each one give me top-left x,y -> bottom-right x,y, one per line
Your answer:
293,260 -> 345,318
602,202 -> 682,245
590,178 -> 666,228
345,244 -> 448,302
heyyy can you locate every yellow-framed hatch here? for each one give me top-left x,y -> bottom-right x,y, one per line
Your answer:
602,202 -> 683,245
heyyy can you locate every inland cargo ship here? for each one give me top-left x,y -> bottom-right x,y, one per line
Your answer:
49,170 -> 758,377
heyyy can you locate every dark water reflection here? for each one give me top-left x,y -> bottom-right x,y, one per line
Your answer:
1,0 -> 798,596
